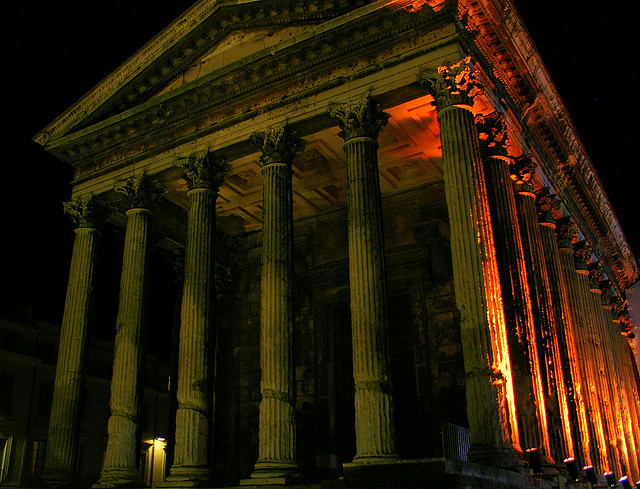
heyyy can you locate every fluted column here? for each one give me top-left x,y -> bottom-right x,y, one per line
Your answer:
244,125 -> 305,484
536,190 -> 586,462
329,98 -> 398,463
43,196 -> 102,487
419,59 -> 521,467
476,113 -> 550,460
511,158 -> 572,462
166,151 -> 228,486
96,173 -> 164,488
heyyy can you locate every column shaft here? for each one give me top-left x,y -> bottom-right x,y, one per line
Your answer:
483,155 -> 550,457
43,227 -> 100,485
438,105 -> 520,466
343,136 -> 397,462
96,208 -> 152,487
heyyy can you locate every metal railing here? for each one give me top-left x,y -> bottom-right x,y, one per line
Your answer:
441,422 -> 470,462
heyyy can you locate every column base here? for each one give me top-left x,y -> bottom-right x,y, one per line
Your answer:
159,466 -> 213,487
92,468 -> 140,489
240,461 -> 303,486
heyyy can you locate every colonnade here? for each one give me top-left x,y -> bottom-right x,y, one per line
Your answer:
42,57 -> 639,488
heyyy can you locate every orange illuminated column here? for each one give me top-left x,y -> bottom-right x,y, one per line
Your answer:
511,158 -> 572,461
418,59 -> 521,467
556,219 -> 605,469
600,284 -> 640,480
96,173 -> 164,488
43,196 -> 102,487
535,190 -> 586,461
475,113 -> 551,461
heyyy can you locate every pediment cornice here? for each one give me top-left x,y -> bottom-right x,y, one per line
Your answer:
35,0 -> 389,146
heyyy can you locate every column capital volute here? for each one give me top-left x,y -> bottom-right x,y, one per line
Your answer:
535,187 -> 559,226
177,149 -> 229,191
417,57 -> 483,111
63,193 -> 105,230
509,155 -> 537,194
250,124 -> 306,167
475,111 -> 509,158
328,97 -> 389,142
555,216 -> 578,249
573,240 -> 591,272
114,171 -> 166,211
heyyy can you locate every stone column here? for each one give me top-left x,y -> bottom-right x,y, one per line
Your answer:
475,113 -> 551,460
96,173 -> 164,488
329,98 -> 398,463
165,151 -> 228,486
511,158 -> 573,462
43,196 -> 101,487
536,190 -> 587,462
419,59 -> 521,467
243,125 -> 305,484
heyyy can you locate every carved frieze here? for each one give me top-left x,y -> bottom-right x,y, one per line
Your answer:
250,125 -> 306,166
328,97 -> 389,141
114,171 -> 166,210
177,149 -> 229,191
417,57 -> 483,110
475,111 -> 508,158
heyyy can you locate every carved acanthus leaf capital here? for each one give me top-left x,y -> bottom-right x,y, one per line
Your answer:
510,155 -> 537,194
573,240 -> 591,271
587,261 -> 603,290
535,187 -> 560,225
178,149 -> 229,191
417,57 -> 483,111
328,97 -> 389,141
63,194 -> 104,229
114,171 -> 166,211
475,112 -> 508,157
555,216 -> 578,249
250,124 -> 306,166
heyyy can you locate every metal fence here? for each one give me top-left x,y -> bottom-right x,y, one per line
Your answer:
441,423 -> 470,462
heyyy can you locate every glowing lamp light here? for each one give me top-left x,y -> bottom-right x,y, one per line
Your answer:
619,476 -> 632,489
583,466 -> 598,485
605,472 -> 617,488
563,458 -> 580,481
156,437 -> 166,442
526,448 -> 543,475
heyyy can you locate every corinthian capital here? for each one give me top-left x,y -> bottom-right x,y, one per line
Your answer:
417,57 -> 483,111
328,97 -> 389,141
250,124 -> 306,166
573,240 -> 591,271
178,149 -> 229,191
114,171 -> 166,210
509,155 -> 537,194
63,194 -> 103,229
587,261 -> 603,290
555,216 -> 578,249
475,112 -> 508,157
535,187 -> 559,225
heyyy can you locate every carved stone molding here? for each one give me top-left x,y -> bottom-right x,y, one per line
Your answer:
555,216 -> 578,250
573,240 -> 591,272
328,97 -> 390,141
177,149 -> 229,191
114,171 -> 166,210
250,124 -> 306,166
535,187 -> 559,225
417,57 -> 483,110
509,155 -> 537,194
475,111 -> 508,158
63,194 -> 103,229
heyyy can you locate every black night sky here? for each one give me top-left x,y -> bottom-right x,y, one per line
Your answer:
1,1 -> 638,351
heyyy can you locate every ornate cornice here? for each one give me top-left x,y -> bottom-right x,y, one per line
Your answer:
509,154 -> 536,194
177,149 -> 229,191
328,97 -> 390,141
114,171 -> 166,210
417,57 -> 483,110
63,194 -> 103,229
250,124 -> 306,166
475,111 -> 508,158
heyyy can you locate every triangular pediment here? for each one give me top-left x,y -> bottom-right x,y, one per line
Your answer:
34,0 -> 374,146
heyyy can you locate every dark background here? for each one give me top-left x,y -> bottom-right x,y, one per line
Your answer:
1,1 -> 638,351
